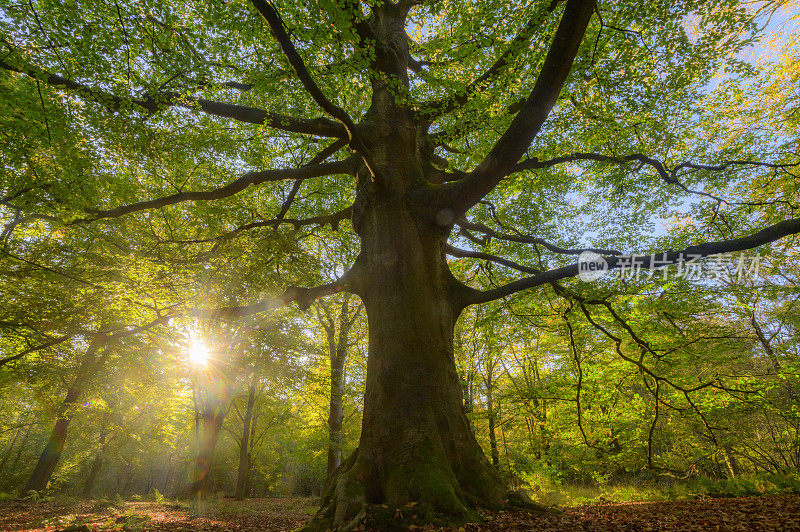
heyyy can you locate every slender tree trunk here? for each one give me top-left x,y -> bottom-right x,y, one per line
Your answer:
121,469 -> 133,495
163,453 -> 174,494
189,377 -> 232,498
0,424 -> 24,473
247,406 -> 259,495
461,376 -> 473,415
751,311 -> 781,372
723,446 -> 742,478
326,351 -> 346,477
234,384 -> 256,500
23,387 -> 81,492
145,469 -> 156,494
486,374 -> 500,468
326,298 -> 353,477
189,411 -> 225,497
9,423 -> 32,474
24,338 -> 104,492
82,424 -> 108,496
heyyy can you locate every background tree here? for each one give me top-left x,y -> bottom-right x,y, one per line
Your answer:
314,295 -> 364,478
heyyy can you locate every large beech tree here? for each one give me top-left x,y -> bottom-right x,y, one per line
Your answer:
1,0 -> 799,528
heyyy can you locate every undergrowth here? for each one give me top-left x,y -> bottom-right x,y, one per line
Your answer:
521,472 -> 800,506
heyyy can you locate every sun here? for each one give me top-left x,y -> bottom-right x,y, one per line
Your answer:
188,336 -> 210,367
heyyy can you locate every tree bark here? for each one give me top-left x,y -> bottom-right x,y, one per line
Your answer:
723,446 -> 742,478
234,383 -> 256,500
307,198 -> 519,529
23,386 -> 81,492
24,338 -> 104,492
0,423 -> 24,474
189,373 -> 233,498
82,427 -> 108,496
326,297 -> 354,478
486,375 -> 500,469
189,412 -> 225,497
326,349 -> 346,477
356,219 -> 503,513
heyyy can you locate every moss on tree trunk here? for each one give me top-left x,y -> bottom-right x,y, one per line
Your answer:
303,200 -> 516,530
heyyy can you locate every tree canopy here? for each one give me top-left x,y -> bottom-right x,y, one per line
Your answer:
1,0 -> 799,529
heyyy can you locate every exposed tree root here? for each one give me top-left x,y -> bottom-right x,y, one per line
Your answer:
300,449 -> 555,531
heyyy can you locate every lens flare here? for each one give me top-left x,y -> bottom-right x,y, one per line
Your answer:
188,337 -> 210,366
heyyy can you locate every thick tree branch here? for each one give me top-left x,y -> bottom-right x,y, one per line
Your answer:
339,0 -> 375,43
157,206 -> 353,245
511,152 -> 797,177
77,157 -> 358,223
436,150 -> 798,213
397,0 -> 427,11
438,0 -> 596,217
194,281 -> 344,318
407,56 -> 432,73
250,0 -> 378,180
232,206 -> 353,233
0,59 -> 346,138
465,216 -> 800,305
192,259 -> 368,319
102,314 -> 173,342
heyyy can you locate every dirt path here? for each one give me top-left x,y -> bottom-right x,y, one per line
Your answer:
1,494 -> 798,531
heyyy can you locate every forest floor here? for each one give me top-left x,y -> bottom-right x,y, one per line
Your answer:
1,493 -> 799,531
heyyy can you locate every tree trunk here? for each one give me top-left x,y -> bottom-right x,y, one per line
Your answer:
9,423 -> 32,474
723,446 -> 742,478
234,384 -> 256,500
189,411 -> 225,497
461,376 -> 473,415
326,298 -> 352,478
24,338 -> 104,493
246,406 -> 259,495
162,453 -> 174,495
0,423 -> 24,473
23,386 -> 81,492
82,423 -> 109,496
188,362 -> 233,498
307,200 -> 521,529
326,350 -> 345,477
486,374 -> 500,468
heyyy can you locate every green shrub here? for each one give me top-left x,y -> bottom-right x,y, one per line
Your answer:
520,471 -> 800,506
687,473 -> 800,498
